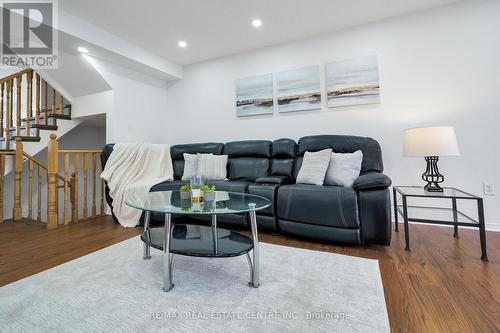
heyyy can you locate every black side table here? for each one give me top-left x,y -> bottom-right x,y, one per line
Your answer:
393,186 -> 488,261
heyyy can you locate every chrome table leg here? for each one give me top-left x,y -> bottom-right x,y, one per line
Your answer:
143,211 -> 151,259
212,214 -> 218,255
248,203 -> 260,287
163,213 -> 174,292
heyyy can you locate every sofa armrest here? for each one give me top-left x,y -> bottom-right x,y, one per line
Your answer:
353,173 -> 392,191
255,176 -> 291,185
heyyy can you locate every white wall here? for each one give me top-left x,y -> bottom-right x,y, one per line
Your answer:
72,90 -> 113,119
165,0 -> 500,230
84,57 -> 174,143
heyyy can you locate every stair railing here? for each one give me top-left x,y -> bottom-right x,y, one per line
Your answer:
49,135 -> 106,227
0,135 -> 106,228
0,68 -> 70,150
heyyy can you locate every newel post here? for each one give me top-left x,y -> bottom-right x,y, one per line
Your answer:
47,134 -> 59,229
13,137 -> 23,220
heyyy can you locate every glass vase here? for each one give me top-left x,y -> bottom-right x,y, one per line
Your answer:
190,176 -> 204,203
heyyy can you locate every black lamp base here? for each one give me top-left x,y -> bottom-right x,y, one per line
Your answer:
422,156 -> 444,192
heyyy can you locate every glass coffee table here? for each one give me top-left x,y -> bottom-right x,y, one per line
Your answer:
125,191 -> 271,292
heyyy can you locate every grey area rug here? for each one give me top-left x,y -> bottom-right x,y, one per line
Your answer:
0,237 -> 389,332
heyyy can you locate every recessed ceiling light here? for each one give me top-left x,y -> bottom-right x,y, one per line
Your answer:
77,47 -> 89,54
252,19 -> 262,28
178,40 -> 187,48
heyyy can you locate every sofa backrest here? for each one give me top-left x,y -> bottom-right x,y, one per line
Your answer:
293,135 -> 384,178
223,140 -> 272,181
102,135 -> 384,183
170,142 -> 224,180
271,138 -> 297,178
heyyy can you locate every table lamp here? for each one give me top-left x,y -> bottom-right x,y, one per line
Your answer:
404,126 -> 460,192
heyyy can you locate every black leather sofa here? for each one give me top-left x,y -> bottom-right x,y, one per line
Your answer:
101,135 -> 392,246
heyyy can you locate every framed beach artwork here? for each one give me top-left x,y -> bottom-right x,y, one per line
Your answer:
326,55 -> 380,108
235,74 -> 274,117
276,66 -> 321,113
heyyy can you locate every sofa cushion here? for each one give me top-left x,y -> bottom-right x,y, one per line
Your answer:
223,140 -> 271,181
150,180 -> 187,192
271,139 -> 296,178
277,184 -> 359,228
149,180 -> 250,196
204,180 -> 251,193
255,176 -> 290,185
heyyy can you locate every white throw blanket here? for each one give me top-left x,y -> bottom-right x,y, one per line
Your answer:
101,143 -> 173,227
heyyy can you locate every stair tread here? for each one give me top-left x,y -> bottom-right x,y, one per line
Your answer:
31,124 -> 58,130
0,135 -> 41,141
22,114 -> 70,122
11,136 -> 41,142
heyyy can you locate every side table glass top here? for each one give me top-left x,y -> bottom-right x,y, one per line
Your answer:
394,186 -> 478,199
125,190 -> 271,215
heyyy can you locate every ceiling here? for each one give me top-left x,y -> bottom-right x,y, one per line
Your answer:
60,0 -> 460,66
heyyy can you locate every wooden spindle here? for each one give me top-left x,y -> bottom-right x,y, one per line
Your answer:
92,153 -> 97,218
0,154 -> 4,223
44,80 -> 48,126
0,82 -> 4,138
37,166 -> 42,223
64,153 -> 69,225
70,173 -> 77,223
13,137 -> 23,220
5,80 -> 12,150
52,88 -> 56,116
28,159 -> 33,220
59,95 -> 64,116
35,74 -> 40,125
16,75 -> 22,138
83,152 -> 88,219
8,79 -> 13,129
100,179 -> 105,216
46,134 -> 58,228
26,70 -> 33,137
73,153 -> 79,222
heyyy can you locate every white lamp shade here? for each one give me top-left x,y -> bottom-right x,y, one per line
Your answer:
404,126 -> 460,157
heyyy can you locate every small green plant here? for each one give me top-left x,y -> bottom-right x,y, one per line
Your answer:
202,185 -> 216,193
180,185 -> 190,192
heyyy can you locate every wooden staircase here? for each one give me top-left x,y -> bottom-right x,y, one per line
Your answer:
0,68 -> 106,228
0,68 -> 72,150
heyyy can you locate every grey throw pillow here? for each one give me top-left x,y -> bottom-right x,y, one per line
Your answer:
296,149 -> 332,185
196,153 -> 228,180
324,150 -> 363,187
181,153 -> 200,181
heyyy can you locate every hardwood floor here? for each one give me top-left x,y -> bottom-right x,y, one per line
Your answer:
1,217 -> 498,332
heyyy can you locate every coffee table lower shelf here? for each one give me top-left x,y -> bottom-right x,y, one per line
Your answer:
141,224 -> 254,257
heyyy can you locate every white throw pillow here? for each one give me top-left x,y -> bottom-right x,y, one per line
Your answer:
324,150 -> 363,187
196,153 -> 228,180
181,153 -> 201,181
296,149 -> 333,185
